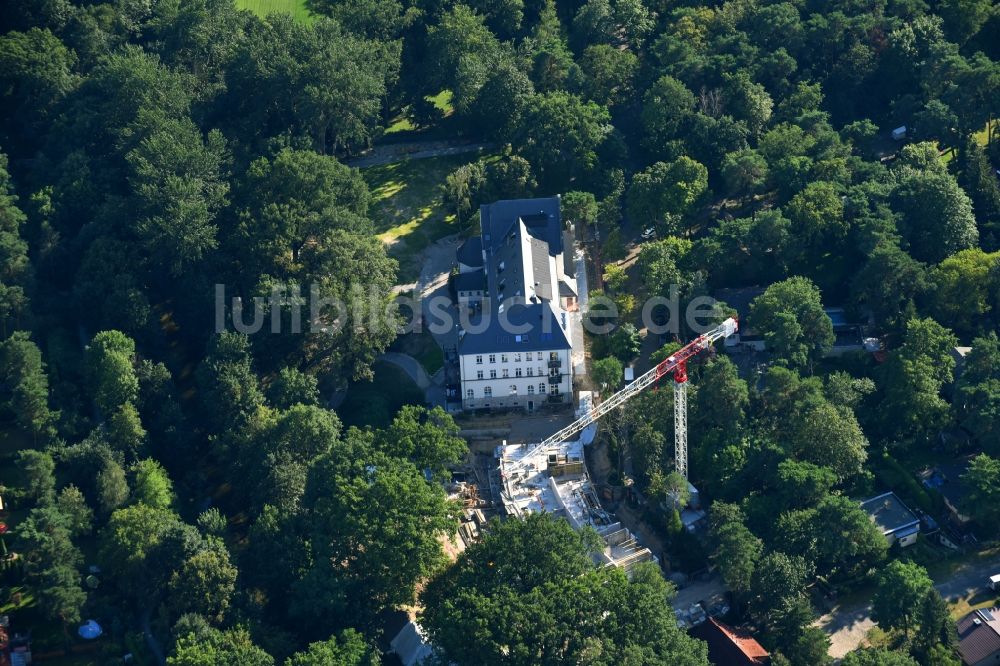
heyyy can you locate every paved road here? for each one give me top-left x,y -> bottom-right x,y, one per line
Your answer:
380,352 -> 432,389
347,141 -> 494,168
818,552 -> 1000,659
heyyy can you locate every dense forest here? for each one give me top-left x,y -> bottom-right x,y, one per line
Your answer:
0,0 -> 998,663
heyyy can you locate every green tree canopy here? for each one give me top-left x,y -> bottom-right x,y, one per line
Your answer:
749,277 -> 834,371
421,513 -> 709,665
962,453 -> 1000,530
893,170 -> 978,264
877,317 -> 958,444
626,157 -> 709,233
291,429 -> 458,635
514,92 -> 612,190
0,332 -> 57,443
872,560 -> 933,638
841,648 -> 919,666
284,630 -> 379,666
169,626 -> 274,666
86,330 -> 140,416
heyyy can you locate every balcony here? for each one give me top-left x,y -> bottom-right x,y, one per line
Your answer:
548,359 -> 562,369
548,375 -> 561,385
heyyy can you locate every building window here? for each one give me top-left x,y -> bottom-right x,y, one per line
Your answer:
537,366 -> 543,376
550,367 -> 559,376
538,383 -> 546,394
515,368 -> 522,377
466,389 -> 474,399
509,385 -> 517,395
477,370 -> 484,380
514,353 -> 521,362
550,352 -> 558,360
476,355 -> 483,365
527,367 -> 534,376
526,352 -> 533,361
501,354 -> 508,363
527,385 -> 535,394
549,384 -> 559,395
484,386 -> 492,397
490,370 -> 497,379
502,369 -> 509,378
489,354 -> 496,364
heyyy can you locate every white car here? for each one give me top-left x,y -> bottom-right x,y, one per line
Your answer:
641,227 -> 656,240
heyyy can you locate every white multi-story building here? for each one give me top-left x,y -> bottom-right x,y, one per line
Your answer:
456,197 -> 577,411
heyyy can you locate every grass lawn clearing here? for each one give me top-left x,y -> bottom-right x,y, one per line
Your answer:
950,589 -> 999,619
363,153 -> 489,282
939,119 -> 995,164
384,90 -> 455,137
234,0 -> 313,22
339,361 -> 424,428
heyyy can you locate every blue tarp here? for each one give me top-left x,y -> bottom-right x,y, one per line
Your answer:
78,620 -> 102,640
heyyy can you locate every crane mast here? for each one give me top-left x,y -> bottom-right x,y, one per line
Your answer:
508,317 -> 738,477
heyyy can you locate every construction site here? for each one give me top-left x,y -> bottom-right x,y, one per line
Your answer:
450,318 -> 739,583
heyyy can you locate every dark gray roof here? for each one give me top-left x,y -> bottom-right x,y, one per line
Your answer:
458,302 -> 571,355
454,272 -> 485,293
480,197 -> 562,256
559,280 -> 577,297
713,287 -> 765,316
921,457 -> 974,514
529,236 -> 553,301
457,236 -> 483,267
860,492 -> 920,535
958,608 -> 1000,665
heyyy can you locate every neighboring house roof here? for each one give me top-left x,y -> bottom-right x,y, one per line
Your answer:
824,307 -> 861,329
454,272 -> 485,293
920,456 -> 974,521
860,492 -> 920,537
958,608 -> 1000,665
458,302 -> 570,355
713,287 -> 765,318
713,287 -> 764,336
390,620 -> 433,666
690,617 -> 770,666
952,346 -> 972,382
457,236 -> 483,267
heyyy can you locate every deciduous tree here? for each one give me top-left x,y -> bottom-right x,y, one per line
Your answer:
872,560 -> 932,638
514,92 -> 612,190
626,157 -> 708,232
749,277 -> 834,371
284,630 -> 379,666
86,330 -> 139,416
421,513 -> 709,665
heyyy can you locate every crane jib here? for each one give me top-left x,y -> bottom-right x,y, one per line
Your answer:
508,317 -> 739,470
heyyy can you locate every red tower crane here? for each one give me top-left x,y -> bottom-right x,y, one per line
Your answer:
508,317 -> 739,479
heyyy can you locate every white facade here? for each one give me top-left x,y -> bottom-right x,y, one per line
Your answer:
456,198 -> 577,411
460,348 -> 571,410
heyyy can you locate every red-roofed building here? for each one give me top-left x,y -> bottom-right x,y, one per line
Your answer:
690,617 -> 770,666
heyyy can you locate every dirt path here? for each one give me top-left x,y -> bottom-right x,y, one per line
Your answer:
347,141 -> 495,168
